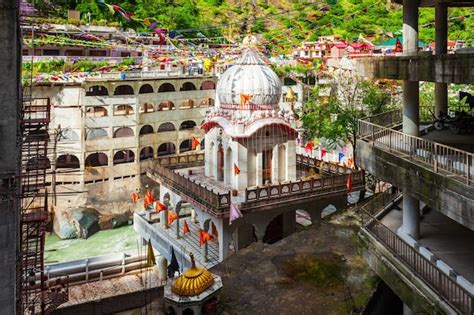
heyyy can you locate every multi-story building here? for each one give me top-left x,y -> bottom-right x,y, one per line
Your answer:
31,69 -> 217,238
355,1 -> 474,314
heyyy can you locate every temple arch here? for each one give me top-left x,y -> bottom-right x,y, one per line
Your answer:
86,106 -> 108,117
180,82 -> 197,91
85,152 -> 108,167
85,85 -> 108,96
179,139 -> 192,153
114,104 -> 134,115
140,103 -> 154,113
200,80 -> 215,90
139,84 -> 153,94
113,85 -> 134,95
157,122 -> 176,132
179,120 -> 196,130
158,83 -> 175,92
85,128 -> 108,140
158,101 -> 175,111
113,150 -> 135,165
139,125 -> 154,136
114,127 -> 134,138
140,147 -> 154,161
157,143 -> 176,156
56,154 -> 80,169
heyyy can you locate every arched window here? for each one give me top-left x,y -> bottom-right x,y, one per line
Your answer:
26,156 -> 50,171
114,105 -> 134,115
58,129 -> 79,141
113,127 -> 134,138
157,143 -> 176,156
140,147 -> 154,161
113,150 -> 135,165
200,98 -> 215,107
200,80 -> 215,90
86,85 -> 108,96
200,139 -> 205,149
140,103 -> 154,113
157,122 -> 176,132
158,101 -> 175,111
114,85 -> 134,95
86,106 -> 108,117
179,120 -> 196,130
180,139 -> 192,153
158,83 -> 175,92
180,99 -> 194,109
180,82 -> 197,91
139,84 -> 153,94
139,125 -> 154,136
85,152 -> 108,167
183,308 -> 194,315
85,128 -> 108,140
56,154 -> 80,169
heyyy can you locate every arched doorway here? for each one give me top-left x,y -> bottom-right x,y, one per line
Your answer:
236,223 -> 258,249
209,142 -> 215,178
263,214 -> 283,244
217,144 -> 224,181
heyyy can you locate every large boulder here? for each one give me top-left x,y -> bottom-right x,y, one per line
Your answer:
54,211 -> 77,239
70,207 -> 100,239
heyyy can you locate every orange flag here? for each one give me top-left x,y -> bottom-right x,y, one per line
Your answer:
233,163 -> 240,175
240,93 -> 252,107
144,190 -> 155,208
199,229 -> 212,246
183,220 -> 190,235
168,211 -> 178,225
346,173 -> 353,192
155,201 -> 167,213
131,192 -> 140,203
192,137 -> 200,150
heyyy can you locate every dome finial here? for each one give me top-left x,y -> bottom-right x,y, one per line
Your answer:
189,252 -> 196,268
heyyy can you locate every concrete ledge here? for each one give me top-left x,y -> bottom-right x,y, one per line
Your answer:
356,141 -> 474,230
355,53 -> 474,84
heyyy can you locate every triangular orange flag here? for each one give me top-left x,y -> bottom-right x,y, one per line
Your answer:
131,192 -> 140,203
199,229 -> 212,246
183,220 -> 190,235
155,201 -> 167,213
192,137 -> 200,150
168,211 -> 178,225
233,163 -> 240,175
346,173 -> 353,192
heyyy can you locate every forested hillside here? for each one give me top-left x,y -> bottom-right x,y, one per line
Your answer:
30,0 -> 474,50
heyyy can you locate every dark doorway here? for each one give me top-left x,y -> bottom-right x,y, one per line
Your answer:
217,144 -> 224,181
263,214 -> 283,244
262,149 -> 272,183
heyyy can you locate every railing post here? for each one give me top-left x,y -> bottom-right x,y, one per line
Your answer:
433,143 -> 438,173
371,123 -> 375,144
85,258 -> 89,282
467,154 -> 471,185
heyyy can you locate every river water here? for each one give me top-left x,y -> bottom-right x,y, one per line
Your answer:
44,225 -> 141,264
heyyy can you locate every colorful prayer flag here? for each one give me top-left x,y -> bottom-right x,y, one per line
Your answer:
234,163 -> 240,175
192,137 -> 200,150
321,149 -> 327,158
338,152 -> 344,162
131,192 -> 140,203
146,241 -> 156,266
155,201 -> 167,213
168,211 -> 178,225
183,220 -> 190,235
305,142 -> 313,154
199,229 -> 212,246
229,203 -> 243,225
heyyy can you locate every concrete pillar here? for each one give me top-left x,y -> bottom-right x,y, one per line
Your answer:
0,0 -> 20,312
402,0 -> 419,137
401,194 -> 420,240
156,256 -> 168,282
435,3 -> 448,117
161,210 -> 169,229
402,81 -> 420,137
191,209 -> 197,224
286,140 -> 297,181
175,216 -> 180,239
201,242 -> 208,262
403,303 -> 414,315
256,152 -> 263,186
402,0 -> 419,57
218,221 -> 231,261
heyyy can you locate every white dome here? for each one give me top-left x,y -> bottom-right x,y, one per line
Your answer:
216,49 -> 282,111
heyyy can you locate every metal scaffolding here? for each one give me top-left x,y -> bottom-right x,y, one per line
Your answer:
19,97 -> 68,314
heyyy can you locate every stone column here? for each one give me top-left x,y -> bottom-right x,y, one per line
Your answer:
175,215 -> 180,239
191,209 -> 198,223
256,152 -> 263,186
271,145 -> 279,183
286,140 -> 297,181
401,194 -> 420,240
435,2 -> 448,117
156,256 -> 168,282
161,210 -> 169,229
218,220 -> 230,261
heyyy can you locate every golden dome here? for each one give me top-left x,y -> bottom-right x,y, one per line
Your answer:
171,253 -> 214,296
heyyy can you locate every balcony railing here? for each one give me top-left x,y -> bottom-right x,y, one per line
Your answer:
361,194 -> 473,315
296,154 -> 354,175
358,119 -> 473,185
148,155 -> 230,216
244,169 -> 364,205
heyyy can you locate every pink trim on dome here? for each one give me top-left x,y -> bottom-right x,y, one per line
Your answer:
219,103 -> 279,111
